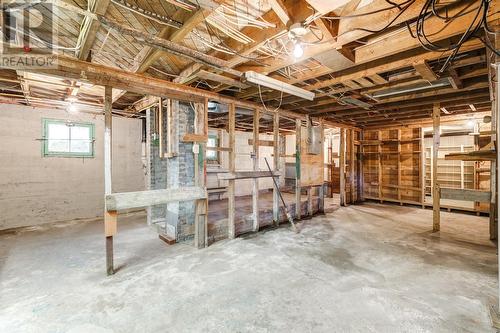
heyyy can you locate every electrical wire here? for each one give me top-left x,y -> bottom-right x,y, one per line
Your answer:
414,0 -> 499,73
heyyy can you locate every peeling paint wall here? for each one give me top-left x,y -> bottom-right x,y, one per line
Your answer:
0,105 -> 144,230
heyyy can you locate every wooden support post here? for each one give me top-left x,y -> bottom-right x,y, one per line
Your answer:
273,113 -> 280,225
359,130 -> 364,201
378,130 -> 382,203
104,85 -> 115,276
397,129 -> 402,204
432,103 -> 441,232
295,119 -> 302,219
307,187 -> 313,217
252,109 -> 260,232
228,103 -> 236,239
329,137 -> 334,198
158,98 -> 163,158
350,129 -> 355,203
491,53 -> 499,241
420,127 -> 425,208
194,199 -> 207,249
319,120 -> 325,212
339,128 -> 346,206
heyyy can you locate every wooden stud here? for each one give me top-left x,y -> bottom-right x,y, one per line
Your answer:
339,128 -> 346,206
397,129 -> 402,204
158,98 -> 163,158
420,127 -> 425,208
228,103 -> 236,239
307,187 -> 313,217
252,109 -> 260,232
319,120 -> 325,211
358,130 -> 364,201
350,129 -> 355,203
295,119 -> 302,219
104,85 -> 114,276
378,130 -> 382,202
432,103 -> 440,232
273,113 -> 280,224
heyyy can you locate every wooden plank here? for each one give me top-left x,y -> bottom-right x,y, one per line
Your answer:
349,129 -> 355,203
76,0 -> 111,60
197,70 -> 250,89
432,103 -> 440,232
413,60 -> 438,82
268,0 -> 290,25
296,119 -> 302,218
273,113 -> 280,224
228,103 -> 236,239
339,128 -> 346,206
252,109 -> 260,232
440,188 -> 491,202
248,139 -> 275,147
105,187 -> 207,211
218,171 -> 281,180
103,85 -> 114,276
181,133 -> 208,142
420,127 -> 425,208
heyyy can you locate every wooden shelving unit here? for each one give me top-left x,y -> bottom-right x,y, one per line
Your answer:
361,128 -> 423,205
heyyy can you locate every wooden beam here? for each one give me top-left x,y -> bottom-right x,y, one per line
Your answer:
432,103 -> 440,232
252,109 -> 260,232
105,187 -> 207,211
269,0 -> 290,25
440,188 -> 491,202
273,113 -> 280,223
197,70 -> 250,89
295,119 -> 302,218
76,0 -> 111,60
339,128 -> 346,206
228,103 -> 236,239
413,60 -> 438,82
16,55 -> 323,124
103,85 -> 114,276
218,171 -> 281,180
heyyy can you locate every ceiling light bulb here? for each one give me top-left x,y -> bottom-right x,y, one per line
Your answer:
293,43 -> 303,58
467,119 -> 475,128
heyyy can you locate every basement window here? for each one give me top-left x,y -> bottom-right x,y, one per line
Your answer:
42,119 -> 95,157
206,135 -> 219,162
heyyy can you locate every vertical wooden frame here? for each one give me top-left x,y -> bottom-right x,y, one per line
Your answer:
359,130 -> 364,201
295,119 -> 302,219
339,128 -> 346,206
432,103 -> 441,232
377,130 -> 382,203
318,120 -> 325,212
397,129 -> 402,204
252,109 -> 260,232
103,85 -> 115,276
273,113 -> 280,224
420,127 -> 425,208
349,129 -> 355,203
228,103 -> 236,238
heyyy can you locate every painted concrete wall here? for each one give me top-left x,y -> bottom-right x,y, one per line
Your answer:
0,104 -> 144,230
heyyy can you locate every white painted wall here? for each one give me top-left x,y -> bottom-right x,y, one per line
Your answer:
0,105 -> 144,230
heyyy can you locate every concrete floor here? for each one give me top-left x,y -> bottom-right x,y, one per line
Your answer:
0,203 -> 497,332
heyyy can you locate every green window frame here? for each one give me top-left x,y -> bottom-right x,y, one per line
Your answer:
206,134 -> 219,162
42,118 -> 95,158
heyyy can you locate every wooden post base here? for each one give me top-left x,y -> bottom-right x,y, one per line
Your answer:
106,236 -> 114,276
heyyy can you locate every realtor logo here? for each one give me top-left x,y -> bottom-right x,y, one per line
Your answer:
0,0 -> 58,68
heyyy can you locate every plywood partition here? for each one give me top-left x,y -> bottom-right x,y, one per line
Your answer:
361,127 -> 424,205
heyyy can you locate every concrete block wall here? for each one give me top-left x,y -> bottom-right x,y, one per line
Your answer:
0,104 -> 144,230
